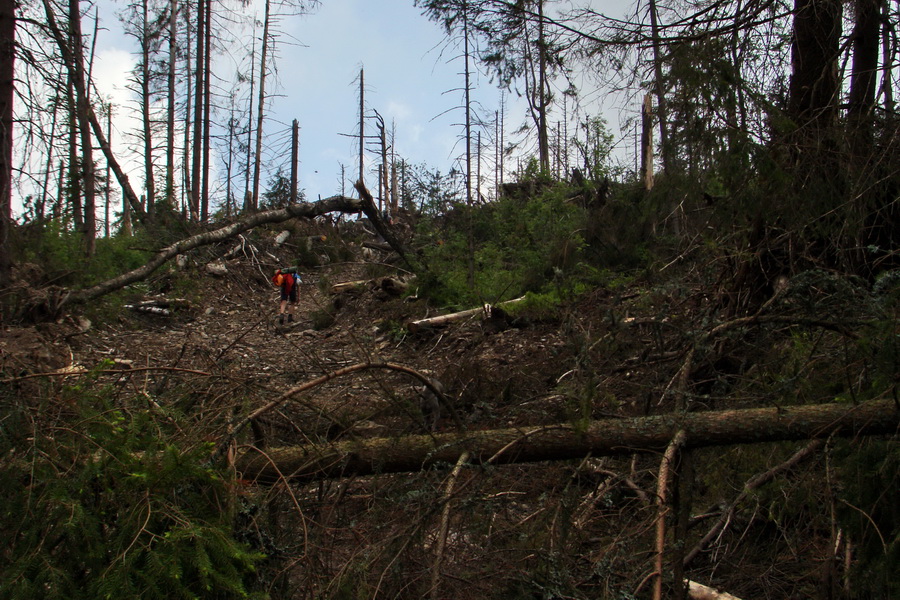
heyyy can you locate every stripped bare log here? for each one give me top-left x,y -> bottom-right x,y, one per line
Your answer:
408,296 -> 526,333
234,399 -> 898,484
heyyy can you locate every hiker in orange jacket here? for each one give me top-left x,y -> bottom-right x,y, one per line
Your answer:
272,268 -> 300,325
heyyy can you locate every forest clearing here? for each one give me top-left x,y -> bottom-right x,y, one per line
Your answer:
1,0 -> 899,599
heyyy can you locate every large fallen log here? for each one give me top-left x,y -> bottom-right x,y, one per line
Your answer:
53,196 -> 364,313
235,399 -> 899,484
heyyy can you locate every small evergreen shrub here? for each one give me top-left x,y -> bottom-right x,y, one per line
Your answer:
0,371 -> 266,600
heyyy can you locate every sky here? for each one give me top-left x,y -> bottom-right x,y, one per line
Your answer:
35,0 -> 633,217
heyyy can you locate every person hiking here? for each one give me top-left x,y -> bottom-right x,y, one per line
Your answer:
272,268 -> 300,325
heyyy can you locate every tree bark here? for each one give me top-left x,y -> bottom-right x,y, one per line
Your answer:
641,94 -> 654,191
290,119 -> 298,204
70,0 -> 96,255
0,0 -> 12,297
788,0 -> 842,131
165,0 -> 176,209
190,0 -> 204,220
251,0 -> 271,211
847,0 -> 881,120
201,0 -> 211,221
647,0 -> 671,171
235,399 -> 899,485
140,0 -> 156,215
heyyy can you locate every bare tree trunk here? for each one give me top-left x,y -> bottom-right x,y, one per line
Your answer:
165,0 -> 176,209
647,0 -> 671,172
118,107 -> 132,236
652,431 -> 685,600
140,0 -> 156,215
224,111 -> 235,216
642,94 -> 654,191
251,0 -> 271,211
788,0 -> 842,132
182,13 -> 192,217
243,25 -> 255,211
358,67 -> 364,187
846,0 -> 882,169
67,74 -> 82,230
104,107 -> 110,237
0,0 -> 13,296
290,118 -> 298,204
190,0 -> 204,220
880,0 -> 894,112
380,118 -> 388,212
70,0 -> 96,256
430,451 -> 470,600
201,0 -> 211,221
537,0 -> 549,172
463,3 -> 475,288
42,0 -> 148,226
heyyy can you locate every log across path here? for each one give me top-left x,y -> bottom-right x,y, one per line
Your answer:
235,399 -> 899,484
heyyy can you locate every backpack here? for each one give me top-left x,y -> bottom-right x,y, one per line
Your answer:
272,269 -> 301,293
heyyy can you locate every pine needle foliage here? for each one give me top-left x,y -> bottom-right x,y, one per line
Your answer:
0,370 -> 266,600
416,170 -> 637,309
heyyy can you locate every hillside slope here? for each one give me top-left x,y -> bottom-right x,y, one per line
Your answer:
2,219 -> 897,600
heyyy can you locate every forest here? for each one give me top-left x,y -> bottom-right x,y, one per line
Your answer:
0,0 -> 899,599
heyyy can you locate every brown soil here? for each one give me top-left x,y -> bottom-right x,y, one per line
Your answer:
0,222 -> 844,599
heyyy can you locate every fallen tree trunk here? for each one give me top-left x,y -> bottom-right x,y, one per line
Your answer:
235,399 -> 898,484
407,296 -> 526,333
51,196 -> 363,313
